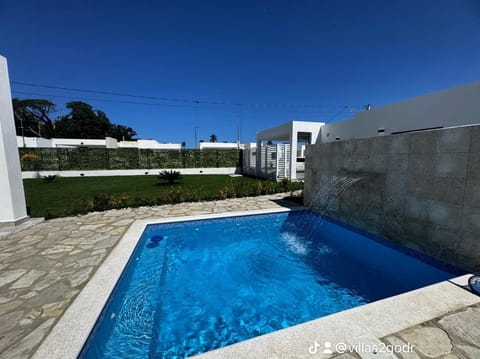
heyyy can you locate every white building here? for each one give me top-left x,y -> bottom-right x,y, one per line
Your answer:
319,81 -> 480,143
250,81 -> 480,181
16,136 -> 182,150
198,142 -> 244,150
253,121 -> 323,181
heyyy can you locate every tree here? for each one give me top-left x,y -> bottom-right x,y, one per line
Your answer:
181,141 -> 186,148
54,101 -> 136,140
12,98 -> 56,138
54,102 -> 110,139
109,124 -> 137,141
12,98 -> 138,141
209,134 -> 217,143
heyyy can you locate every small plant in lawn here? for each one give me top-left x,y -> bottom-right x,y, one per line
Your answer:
158,170 -> 182,185
43,175 -> 57,182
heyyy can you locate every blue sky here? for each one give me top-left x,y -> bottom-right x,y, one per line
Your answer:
1,0 -> 479,147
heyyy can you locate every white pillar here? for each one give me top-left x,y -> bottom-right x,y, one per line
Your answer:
289,126 -> 298,181
0,55 -> 28,226
255,138 -> 262,178
275,143 -> 280,179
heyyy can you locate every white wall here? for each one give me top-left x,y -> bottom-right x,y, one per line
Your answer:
136,140 -> 181,149
256,121 -> 322,143
105,137 -> 118,148
17,136 -> 54,148
0,56 -> 28,225
22,167 -> 240,178
52,138 -> 107,148
298,144 -> 307,157
242,143 -> 256,176
117,140 -> 138,148
199,142 -> 242,150
17,136 -> 182,150
319,81 -> 480,143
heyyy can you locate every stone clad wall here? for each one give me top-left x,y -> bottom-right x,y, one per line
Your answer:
304,124 -> 480,271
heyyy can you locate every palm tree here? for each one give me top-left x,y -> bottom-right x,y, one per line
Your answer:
209,134 -> 217,143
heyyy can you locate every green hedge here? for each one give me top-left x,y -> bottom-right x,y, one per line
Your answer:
19,148 -> 242,171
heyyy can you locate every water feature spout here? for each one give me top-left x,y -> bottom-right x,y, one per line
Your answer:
307,175 -> 365,221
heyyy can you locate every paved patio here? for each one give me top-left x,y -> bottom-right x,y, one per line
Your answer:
0,194 -> 296,358
330,302 -> 480,358
0,193 -> 478,359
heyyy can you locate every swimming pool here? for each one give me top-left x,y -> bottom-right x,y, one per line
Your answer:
80,210 -> 462,358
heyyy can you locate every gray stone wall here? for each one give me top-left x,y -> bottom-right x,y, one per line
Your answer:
304,124 -> 480,272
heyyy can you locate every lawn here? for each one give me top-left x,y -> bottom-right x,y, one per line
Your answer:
23,175 -> 302,218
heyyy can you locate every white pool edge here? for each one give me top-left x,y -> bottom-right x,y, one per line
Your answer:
32,208 -> 291,359
195,274 -> 479,359
32,208 -> 479,359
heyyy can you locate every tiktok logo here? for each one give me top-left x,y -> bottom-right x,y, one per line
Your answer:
308,341 -> 333,355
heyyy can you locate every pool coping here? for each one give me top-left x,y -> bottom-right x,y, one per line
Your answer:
32,207 -> 479,359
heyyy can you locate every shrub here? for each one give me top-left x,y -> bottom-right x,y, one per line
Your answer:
255,181 -> 264,196
280,178 -> 290,192
217,189 -> 228,200
185,186 -> 203,202
85,193 -> 129,212
132,196 -> 157,207
167,187 -> 183,203
32,176 -> 304,218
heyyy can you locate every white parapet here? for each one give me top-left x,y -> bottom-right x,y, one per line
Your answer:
21,167 -> 240,178
0,55 -> 28,226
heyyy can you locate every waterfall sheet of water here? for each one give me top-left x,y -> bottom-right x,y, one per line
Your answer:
308,176 -> 364,221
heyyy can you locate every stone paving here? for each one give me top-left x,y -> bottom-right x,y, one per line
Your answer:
330,303 -> 480,359
0,194 -> 296,359
0,193 -> 478,359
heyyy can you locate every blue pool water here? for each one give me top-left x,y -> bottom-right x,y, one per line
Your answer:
81,210 -> 462,358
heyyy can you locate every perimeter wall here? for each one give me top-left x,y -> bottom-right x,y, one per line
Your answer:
304,124 -> 480,272
18,148 -> 241,172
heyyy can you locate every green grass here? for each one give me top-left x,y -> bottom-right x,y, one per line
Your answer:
23,175 -> 301,218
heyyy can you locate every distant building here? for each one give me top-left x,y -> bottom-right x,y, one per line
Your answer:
198,142 -> 244,150
118,139 -> 181,150
16,136 -> 182,150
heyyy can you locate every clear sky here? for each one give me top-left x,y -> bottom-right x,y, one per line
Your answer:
1,0 -> 479,147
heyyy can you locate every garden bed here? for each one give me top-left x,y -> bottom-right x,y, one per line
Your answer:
23,175 -> 303,219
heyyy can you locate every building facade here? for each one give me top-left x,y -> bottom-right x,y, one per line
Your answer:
16,136 -> 182,150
